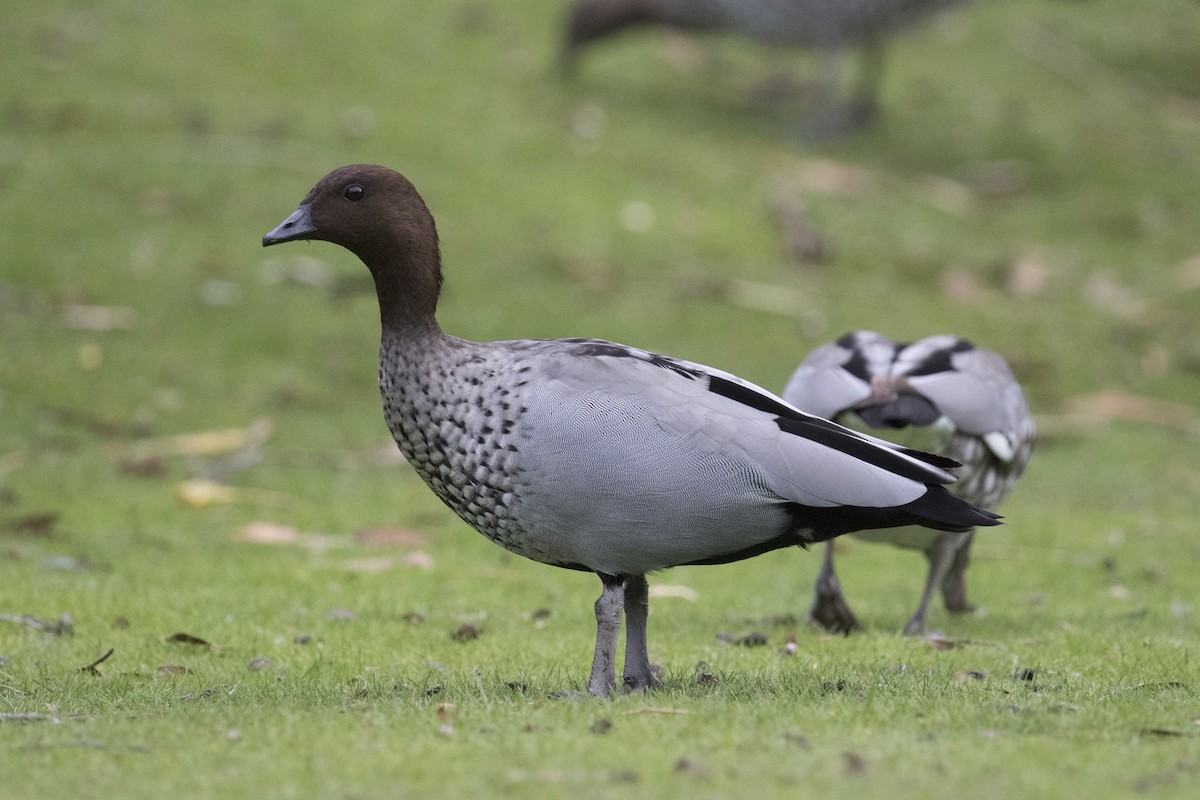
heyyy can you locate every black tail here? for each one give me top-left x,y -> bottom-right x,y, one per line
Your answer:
788,486 -> 1001,544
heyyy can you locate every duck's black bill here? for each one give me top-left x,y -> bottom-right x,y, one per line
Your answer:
262,204 -> 318,247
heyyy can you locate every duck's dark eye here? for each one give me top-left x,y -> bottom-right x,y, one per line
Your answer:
344,184 -> 365,202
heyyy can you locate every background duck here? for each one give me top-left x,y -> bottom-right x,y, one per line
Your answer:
784,330 -> 1035,635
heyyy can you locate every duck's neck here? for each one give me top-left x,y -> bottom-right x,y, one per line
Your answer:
359,242 -> 445,340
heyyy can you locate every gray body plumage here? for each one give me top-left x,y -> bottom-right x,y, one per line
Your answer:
784,330 -> 1034,634
262,164 -> 1000,696
382,332 -> 975,578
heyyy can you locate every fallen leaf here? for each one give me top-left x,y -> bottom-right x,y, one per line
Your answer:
648,584 -> 698,602
921,174 -> 973,216
674,757 -> 709,777
968,160 -> 1029,199
401,551 -> 435,570
156,664 -> 190,676
167,632 -> 212,647
1176,254 -> 1200,290
451,623 -> 480,642
175,479 -> 237,508
842,750 -> 868,777
353,527 -> 428,547
925,633 -> 959,650
237,521 -> 299,544
175,479 -> 289,509
144,418 -> 273,458
785,158 -> 876,197
726,279 -> 805,317
246,657 -> 271,671
953,670 -> 988,683
1084,273 -> 1146,320
941,269 -> 987,303
1007,256 -> 1051,297
62,303 -> 137,332
2,513 -> 59,537
590,717 -> 613,734
115,455 -> 168,478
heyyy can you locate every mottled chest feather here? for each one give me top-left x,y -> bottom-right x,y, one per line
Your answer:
377,336 -> 533,552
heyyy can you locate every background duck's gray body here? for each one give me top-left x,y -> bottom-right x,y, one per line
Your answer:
584,0 -> 969,46
784,330 -> 1035,634
563,0 -> 972,130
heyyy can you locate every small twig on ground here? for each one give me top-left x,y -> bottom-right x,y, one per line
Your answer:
80,648 -> 115,675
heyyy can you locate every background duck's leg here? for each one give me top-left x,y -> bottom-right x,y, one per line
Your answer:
588,575 -> 625,697
808,541 -> 862,634
622,574 -> 660,692
847,35 -> 885,127
903,531 -> 969,635
941,530 -> 977,614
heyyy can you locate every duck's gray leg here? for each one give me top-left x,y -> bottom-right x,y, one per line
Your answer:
903,531 -> 969,636
588,575 -> 625,698
622,574 -> 660,692
847,36 -> 884,127
808,541 -> 861,634
941,530 -> 977,614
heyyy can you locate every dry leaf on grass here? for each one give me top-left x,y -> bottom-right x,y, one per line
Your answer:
648,584 -> 698,602
401,551 -> 435,570
236,522 -> 339,552
920,175 -> 973,216
176,479 -> 290,509
238,521 -> 299,544
62,303 -> 137,332
1006,255 -> 1051,297
167,632 -> 213,647
1176,254 -> 1200,290
2,513 -> 59,537
115,455 -> 168,478
353,527 -> 429,547
140,418 -> 273,458
925,632 -> 959,650
782,158 -> 877,197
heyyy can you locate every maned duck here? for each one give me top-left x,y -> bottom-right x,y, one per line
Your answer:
563,0 -> 971,130
262,165 -> 999,696
783,330 -> 1034,635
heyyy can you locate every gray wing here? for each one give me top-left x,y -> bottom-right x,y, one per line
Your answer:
897,336 -> 1034,465
533,339 -> 959,509
782,330 -> 898,419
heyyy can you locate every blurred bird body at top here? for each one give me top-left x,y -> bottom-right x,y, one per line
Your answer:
784,330 -> 1034,635
563,0 -> 974,134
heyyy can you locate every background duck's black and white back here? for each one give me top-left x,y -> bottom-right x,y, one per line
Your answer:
784,330 -> 1035,635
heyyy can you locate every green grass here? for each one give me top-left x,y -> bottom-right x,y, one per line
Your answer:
2,0 -> 1199,797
